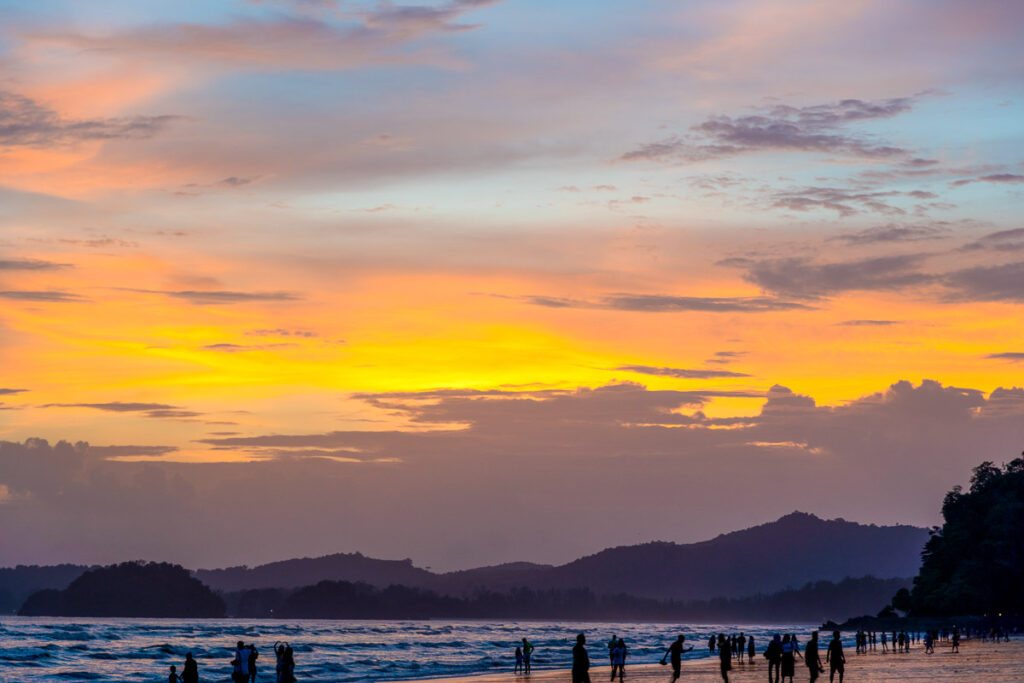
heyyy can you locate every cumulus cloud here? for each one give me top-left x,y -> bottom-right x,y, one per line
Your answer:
620,95 -> 920,164
4,379 -> 1022,570
0,91 -> 177,148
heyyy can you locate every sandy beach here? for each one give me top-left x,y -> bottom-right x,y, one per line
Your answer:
392,639 -> 1024,683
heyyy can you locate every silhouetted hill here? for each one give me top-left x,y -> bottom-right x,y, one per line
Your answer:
0,564 -> 91,614
193,512 -> 927,602
432,512 -> 927,600
19,561 -> 225,617
194,551 -> 435,592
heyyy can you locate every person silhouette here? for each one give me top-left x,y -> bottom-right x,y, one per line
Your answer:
608,634 -> 618,668
572,633 -> 591,683
747,635 -> 755,664
515,646 -> 523,673
182,652 -> 198,683
610,638 -> 625,682
522,638 -> 535,674
169,665 -> 181,683
826,631 -> 845,683
248,643 -> 259,683
718,633 -> 732,683
661,634 -> 693,683
765,634 -> 782,683
805,632 -> 822,683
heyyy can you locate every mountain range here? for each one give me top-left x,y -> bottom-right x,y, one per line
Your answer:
1,512 -> 929,613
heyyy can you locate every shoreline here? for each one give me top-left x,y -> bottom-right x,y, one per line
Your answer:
383,639 -> 1024,683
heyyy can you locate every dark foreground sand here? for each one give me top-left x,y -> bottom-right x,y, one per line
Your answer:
388,639 -> 1023,683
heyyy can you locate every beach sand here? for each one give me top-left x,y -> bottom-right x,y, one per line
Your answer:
393,639 -> 1023,683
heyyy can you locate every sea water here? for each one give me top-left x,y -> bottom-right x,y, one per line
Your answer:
0,618 -> 823,682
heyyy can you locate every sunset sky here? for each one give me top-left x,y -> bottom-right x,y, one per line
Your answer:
2,0 -> 1024,571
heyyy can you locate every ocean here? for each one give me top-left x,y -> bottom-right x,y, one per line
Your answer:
0,618 -> 825,682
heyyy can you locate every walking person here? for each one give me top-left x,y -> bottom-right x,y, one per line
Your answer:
661,635 -> 693,683
573,633 -> 591,683
718,633 -> 732,683
610,638 -> 625,682
764,634 -> 782,683
805,632 -> 823,683
826,631 -> 845,683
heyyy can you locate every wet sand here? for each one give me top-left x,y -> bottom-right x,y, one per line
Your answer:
393,639 -> 1023,683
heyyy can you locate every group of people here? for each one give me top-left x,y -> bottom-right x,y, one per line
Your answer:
165,641 -> 296,683
555,630 -> 847,683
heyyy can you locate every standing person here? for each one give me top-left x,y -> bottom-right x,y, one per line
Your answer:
660,635 -> 692,683
718,633 -> 732,683
952,630 -> 960,653
182,653 -> 198,683
274,642 -> 287,683
515,646 -> 523,673
522,638 -> 535,675
610,639 -> 625,682
708,635 -> 716,653
804,632 -> 822,683
765,634 -> 782,683
738,634 -> 746,663
233,641 -> 250,683
249,643 -> 259,683
747,635 -> 755,664
880,631 -> 888,653
283,645 -> 295,683
780,634 -> 800,683
608,634 -> 618,668
572,633 -> 591,683
826,631 -> 845,683
168,665 -> 182,683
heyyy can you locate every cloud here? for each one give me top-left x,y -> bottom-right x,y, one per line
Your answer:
769,187 -> 937,217
985,352 -> 1024,362
41,402 -> 202,419
942,262 -> 1024,303
0,91 -> 177,148
125,289 -> 301,304
615,365 -> 750,379
832,224 -> 950,245
0,290 -> 85,302
951,173 -> 1024,187
4,379 -> 1024,569
836,320 -> 902,327
246,328 -> 318,338
0,388 -> 28,395
620,95 -> 919,163
516,293 -> 811,313
0,258 -> 71,270
731,254 -> 935,299
960,227 -> 1024,252
201,342 -> 297,352
34,0 -> 502,72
